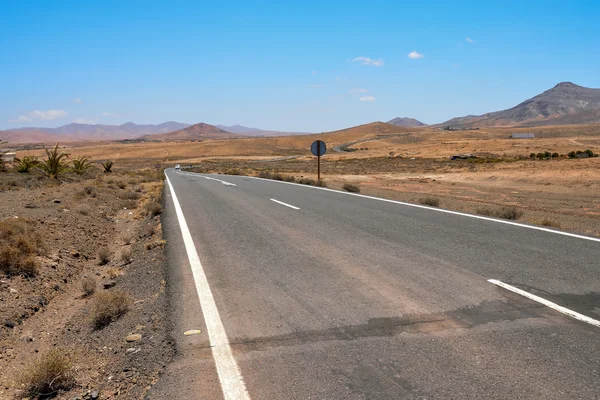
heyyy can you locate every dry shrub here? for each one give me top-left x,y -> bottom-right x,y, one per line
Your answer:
19,348 -> 74,398
97,247 -> 111,265
117,181 -> 127,189
90,290 -> 130,329
419,196 -> 440,207
108,267 -> 122,278
343,183 -> 360,193
121,190 -> 141,200
144,200 -> 162,217
120,232 -> 133,245
477,206 -> 523,220
120,247 -> 132,263
76,204 -> 92,215
81,277 -> 96,297
0,218 -> 44,276
541,218 -> 561,228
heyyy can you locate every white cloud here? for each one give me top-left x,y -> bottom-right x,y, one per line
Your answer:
101,112 -> 117,117
349,88 -> 368,93
74,98 -> 83,104
466,37 -> 475,43
310,84 -> 324,88
408,51 -> 424,59
360,96 -> 375,102
72,118 -> 95,124
17,109 -> 68,122
351,56 -> 384,66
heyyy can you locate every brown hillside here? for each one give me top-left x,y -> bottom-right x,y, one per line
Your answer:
0,130 -> 65,144
143,123 -> 242,141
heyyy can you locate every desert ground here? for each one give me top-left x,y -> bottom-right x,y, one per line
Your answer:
14,122 -> 599,236
2,122 -> 599,398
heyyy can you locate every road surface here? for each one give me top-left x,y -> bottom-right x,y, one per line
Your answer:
150,169 -> 600,399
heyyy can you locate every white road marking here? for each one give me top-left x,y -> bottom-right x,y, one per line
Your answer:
488,279 -> 600,328
205,176 -> 237,186
230,175 -> 600,243
166,174 -> 251,400
270,199 -> 300,210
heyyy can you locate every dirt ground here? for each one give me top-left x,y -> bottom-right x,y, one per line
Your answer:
0,167 -> 173,399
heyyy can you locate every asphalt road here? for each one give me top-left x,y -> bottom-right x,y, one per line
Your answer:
151,169 -> 600,400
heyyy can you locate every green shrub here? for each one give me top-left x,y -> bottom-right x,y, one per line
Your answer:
71,155 -> 94,175
39,143 -> 70,178
101,160 -> 114,173
14,155 -> 39,173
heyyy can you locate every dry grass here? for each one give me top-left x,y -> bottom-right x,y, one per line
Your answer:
90,290 -> 131,329
477,206 -> 523,220
343,183 -> 360,193
120,232 -> 133,245
541,218 -> 562,228
119,247 -> 132,264
97,247 -> 111,265
0,218 -> 45,277
81,277 -> 96,297
419,196 -> 440,207
108,267 -> 122,279
19,348 -> 74,398
76,204 -> 92,215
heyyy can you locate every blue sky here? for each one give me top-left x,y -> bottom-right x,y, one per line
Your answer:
1,0 -> 599,132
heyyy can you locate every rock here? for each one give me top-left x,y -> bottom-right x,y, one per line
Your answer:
91,390 -> 99,399
53,199 -> 61,203
4,321 -> 15,329
71,251 -> 80,258
20,334 -> 33,342
126,347 -> 137,353
9,288 -> 18,294
125,334 -> 142,342
103,281 -> 117,289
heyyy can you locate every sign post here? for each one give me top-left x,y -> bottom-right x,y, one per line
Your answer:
310,140 -> 327,182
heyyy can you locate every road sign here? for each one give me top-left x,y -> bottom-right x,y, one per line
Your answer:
311,140 -> 326,157
310,140 -> 326,182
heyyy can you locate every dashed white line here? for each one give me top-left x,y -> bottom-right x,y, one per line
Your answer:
488,279 -> 600,328
270,199 -> 300,210
166,174 -> 251,400
205,176 -> 237,186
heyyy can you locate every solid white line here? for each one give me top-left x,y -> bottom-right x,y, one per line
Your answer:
222,174 -> 600,243
166,174 -> 251,400
270,198 -> 300,210
488,279 -> 600,328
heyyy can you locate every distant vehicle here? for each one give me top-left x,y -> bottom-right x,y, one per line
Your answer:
175,164 -> 181,170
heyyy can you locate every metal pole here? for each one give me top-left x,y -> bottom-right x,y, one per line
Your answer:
318,155 -> 321,182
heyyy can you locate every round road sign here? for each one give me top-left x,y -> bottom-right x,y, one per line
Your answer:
311,140 -> 327,157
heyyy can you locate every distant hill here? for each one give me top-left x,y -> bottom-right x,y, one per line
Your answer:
216,124 -> 310,137
440,82 -> 600,128
143,123 -> 243,141
1,121 -> 191,143
387,117 -> 427,127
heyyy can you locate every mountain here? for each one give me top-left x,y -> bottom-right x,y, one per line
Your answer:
1,121 -> 191,143
143,123 -> 243,141
440,82 -> 600,128
387,117 -> 427,127
216,124 -> 310,137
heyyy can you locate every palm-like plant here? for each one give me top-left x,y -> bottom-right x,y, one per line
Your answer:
13,155 -> 39,173
101,160 -> 114,173
38,144 -> 70,178
71,155 -> 94,175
